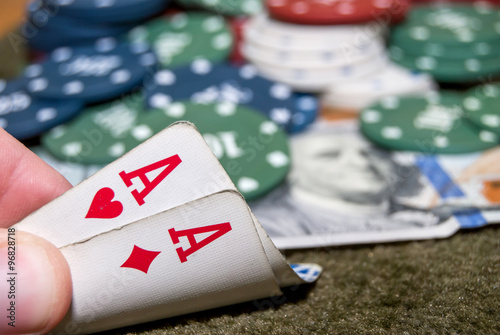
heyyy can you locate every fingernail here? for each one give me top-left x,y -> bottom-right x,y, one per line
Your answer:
0,244 -> 56,334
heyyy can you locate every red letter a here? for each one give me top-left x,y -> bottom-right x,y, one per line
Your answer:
169,222 -> 232,263
119,154 -> 181,206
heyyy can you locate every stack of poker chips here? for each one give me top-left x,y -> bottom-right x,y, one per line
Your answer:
0,0 -> 169,141
241,0 -> 415,94
24,0 -> 171,51
241,0 -> 439,116
389,3 -> 500,83
242,14 -> 390,92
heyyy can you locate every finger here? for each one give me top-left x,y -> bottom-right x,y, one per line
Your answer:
0,230 -> 72,335
0,129 -> 72,227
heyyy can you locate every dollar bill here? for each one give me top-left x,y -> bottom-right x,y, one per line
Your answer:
250,120 -> 500,249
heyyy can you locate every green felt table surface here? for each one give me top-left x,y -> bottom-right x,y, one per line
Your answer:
98,226 -> 499,335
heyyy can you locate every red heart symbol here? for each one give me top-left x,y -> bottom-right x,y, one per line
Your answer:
85,187 -> 123,219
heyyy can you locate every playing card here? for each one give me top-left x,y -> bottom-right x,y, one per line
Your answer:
15,122 -> 236,248
250,211 -> 319,287
53,191 -> 282,334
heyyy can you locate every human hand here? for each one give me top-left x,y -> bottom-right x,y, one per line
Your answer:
0,129 -> 73,334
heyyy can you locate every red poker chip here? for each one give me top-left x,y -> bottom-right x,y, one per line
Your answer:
411,0 -> 500,5
229,17 -> 249,65
390,0 -> 412,24
266,0 -> 411,25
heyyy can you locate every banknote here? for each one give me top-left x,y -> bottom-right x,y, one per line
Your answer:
250,120 -> 500,249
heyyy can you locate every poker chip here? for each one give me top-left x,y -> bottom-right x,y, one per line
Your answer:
390,36 -> 500,60
360,92 -> 500,154
245,14 -> 385,51
390,45 -> 500,83
242,14 -> 390,91
176,0 -> 263,16
31,147 -> 102,186
389,3 -> 500,83
321,63 -> 437,111
25,2 -> 136,51
0,79 -> 83,140
23,12 -> 133,51
53,0 -> 170,23
125,101 -> 291,200
22,38 -> 157,103
146,59 -> 318,132
463,83 -> 500,135
400,5 -> 500,43
27,1 -> 136,39
246,50 -> 390,92
229,17 -> 249,65
266,0 -> 410,25
413,0 -> 500,3
128,12 -> 233,69
25,23 -> 135,52
289,93 -> 319,133
243,36 -> 385,67
42,94 -> 146,165
44,98 -> 291,199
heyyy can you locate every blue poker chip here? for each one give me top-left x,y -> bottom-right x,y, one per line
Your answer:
23,38 -> 158,103
25,2 -> 135,51
289,94 -> 318,134
53,0 -> 170,23
24,27 -> 103,52
0,79 -> 83,140
146,60 -> 318,132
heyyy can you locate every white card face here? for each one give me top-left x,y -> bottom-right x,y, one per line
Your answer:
250,211 -> 306,287
15,122 -> 236,248
55,191 -> 280,334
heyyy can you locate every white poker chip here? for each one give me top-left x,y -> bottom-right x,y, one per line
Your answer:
321,63 -> 437,110
243,37 -> 386,68
327,63 -> 436,96
244,14 -> 386,51
242,13 -> 393,92
245,50 -> 390,92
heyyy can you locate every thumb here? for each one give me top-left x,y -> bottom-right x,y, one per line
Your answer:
0,229 -> 72,335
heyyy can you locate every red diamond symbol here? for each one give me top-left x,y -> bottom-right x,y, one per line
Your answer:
121,245 -> 161,274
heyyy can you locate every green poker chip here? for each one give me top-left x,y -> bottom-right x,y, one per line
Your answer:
389,37 -> 500,60
392,5 -> 500,46
463,84 -> 500,135
390,46 -> 500,83
128,12 -> 233,68
44,98 -> 291,199
360,92 -> 500,154
176,0 -> 263,16
389,4 -> 500,83
42,94 -> 146,165
125,101 -> 291,200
